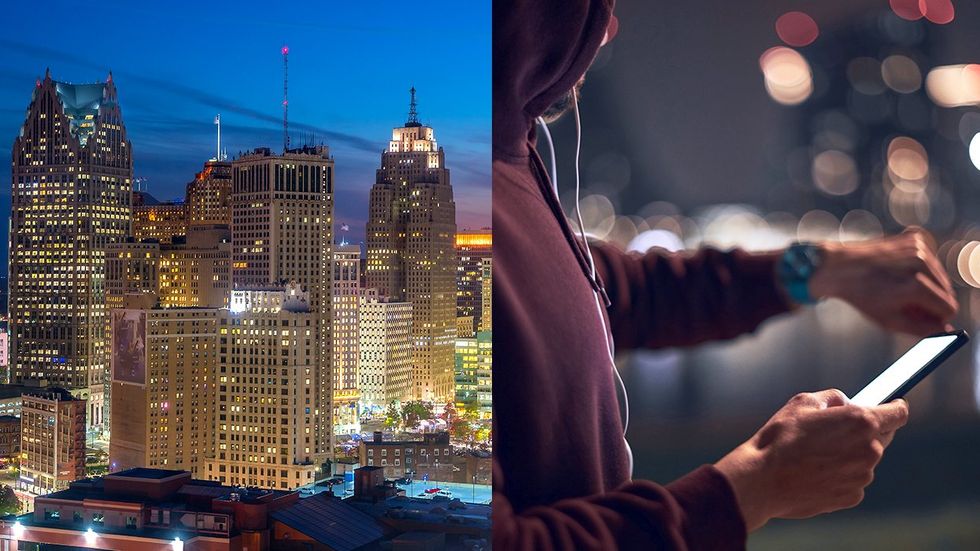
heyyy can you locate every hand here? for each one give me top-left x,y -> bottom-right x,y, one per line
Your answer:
808,229 -> 958,336
715,389 -> 909,532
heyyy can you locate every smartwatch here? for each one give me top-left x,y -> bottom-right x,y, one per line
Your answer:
778,243 -> 823,305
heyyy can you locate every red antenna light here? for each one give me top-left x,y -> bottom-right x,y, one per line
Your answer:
282,45 -> 289,55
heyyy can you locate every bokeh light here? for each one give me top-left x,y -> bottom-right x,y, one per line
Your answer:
797,209 -> 840,242
925,64 -> 980,107
847,57 -> 886,95
969,133 -> 980,171
775,11 -> 819,47
886,136 -> 930,190
812,149 -> 860,195
881,55 -> 922,93
889,0 -> 925,21
840,209 -> 884,241
760,46 -> 813,105
920,0 -> 956,25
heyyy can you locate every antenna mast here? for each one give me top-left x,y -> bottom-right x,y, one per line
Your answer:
407,86 -> 419,125
214,114 -> 221,161
282,45 -> 289,152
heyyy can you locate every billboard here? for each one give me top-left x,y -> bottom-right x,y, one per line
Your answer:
111,309 -> 146,385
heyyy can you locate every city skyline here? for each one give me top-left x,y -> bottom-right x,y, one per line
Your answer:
0,1 -> 491,273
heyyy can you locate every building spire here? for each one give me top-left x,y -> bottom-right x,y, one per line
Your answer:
407,86 -> 419,126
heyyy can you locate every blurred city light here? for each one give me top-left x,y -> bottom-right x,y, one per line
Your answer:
775,11 -> 819,47
760,46 -> 813,105
925,64 -> 980,107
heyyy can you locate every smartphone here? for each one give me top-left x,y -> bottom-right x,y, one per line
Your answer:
849,330 -> 970,407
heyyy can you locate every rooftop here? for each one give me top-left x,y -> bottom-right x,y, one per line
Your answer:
270,494 -> 385,551
52,80 -> 111,146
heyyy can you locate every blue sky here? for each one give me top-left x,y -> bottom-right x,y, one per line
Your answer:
0,1 -> 491,267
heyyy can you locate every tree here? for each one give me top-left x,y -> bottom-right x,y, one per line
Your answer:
401,401 -> 434,429
0,485 -> 20,516
383,401 -> 401,430
441,401 -> 458,423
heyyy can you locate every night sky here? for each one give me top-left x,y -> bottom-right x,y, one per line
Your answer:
0,1 -> 491,272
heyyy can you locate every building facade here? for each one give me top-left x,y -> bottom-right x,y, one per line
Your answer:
207,286 -> 320,490
456,230 -> 492,336
19,388 -> 86,495
109,308 -> 219,478
132,193 -> 187,245
0,415 -> 20,464
358,290 -> 413,412
332,245 -> 361,435
455,330 -> 492,419
187,160 -> 233,227
358,432 -> 454,481
231,145 -> 334,463
9,72 -> 132,432
366,89 -> 457,404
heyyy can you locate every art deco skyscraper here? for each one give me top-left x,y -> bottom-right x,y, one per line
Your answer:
366,89 -> 457,404
231,144 -> 334,462
9,71 -> 132,421
332,244 -> 361,435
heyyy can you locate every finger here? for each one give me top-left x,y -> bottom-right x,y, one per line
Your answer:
810,388 -> 849,409
913,247 -> 955,296
870,399 -> 910,433
905,272 -> 957,323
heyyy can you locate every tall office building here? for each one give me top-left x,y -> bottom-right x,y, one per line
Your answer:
20,388 -> 86,495
366,89 -> 457,403
109,307 -> 219,478
456,229 -> 492,335
480,258 -> 492,333
454,330 -> 492,419
9,72 -> 132,432
158,227 -> 232,309
132,193 -> 187,244
207,285 -> 319,490
105,241 -> 161,312
359,290 -> 413,412
186,160 -> 232,227
332,245 -> 361,435
231,145 -> 334,464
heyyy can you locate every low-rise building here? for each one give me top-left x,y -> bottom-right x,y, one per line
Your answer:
19,388 -> 86,495
0,415 -> 20,464
2,468 -> 297,551
358,432 -> 454,482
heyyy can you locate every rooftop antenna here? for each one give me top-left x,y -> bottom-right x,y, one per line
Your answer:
282,44 -> 290,153
214,114 -> 222,161
407,86 -> 419,126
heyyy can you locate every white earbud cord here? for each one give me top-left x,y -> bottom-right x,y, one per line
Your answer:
537,88 -> 634,477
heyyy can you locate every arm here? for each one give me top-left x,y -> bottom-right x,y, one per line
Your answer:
591,243 -> 793,350
493,461 -> 747,550
593,230 -> 958,351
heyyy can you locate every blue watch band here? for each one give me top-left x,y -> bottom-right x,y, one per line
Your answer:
779,243 -> 821,305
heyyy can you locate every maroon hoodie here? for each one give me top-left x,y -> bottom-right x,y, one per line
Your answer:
492,1 -> 796,549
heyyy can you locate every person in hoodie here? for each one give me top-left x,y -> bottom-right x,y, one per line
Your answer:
493,1 -> 959,549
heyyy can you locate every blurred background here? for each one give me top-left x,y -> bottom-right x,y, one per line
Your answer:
543,0 -> 980,548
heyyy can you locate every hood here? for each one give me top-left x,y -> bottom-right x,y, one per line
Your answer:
493,0 -> 616,160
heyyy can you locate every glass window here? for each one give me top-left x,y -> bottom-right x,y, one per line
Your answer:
126,516 -> 137,529
92,513 -> 105,526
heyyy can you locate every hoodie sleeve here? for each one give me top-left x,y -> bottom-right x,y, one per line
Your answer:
492,461 -> 747,550
591,243 -> 795,350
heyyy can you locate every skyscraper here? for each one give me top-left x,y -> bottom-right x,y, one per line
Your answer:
9,71 -> 132,430
366,89 -> 457,404
208,285 -> 319,489
359,290 -> 413,412
186,160 -> 232,227
456,229 -> 492,335
332,244 -> 361,435
109,307 -> 219,477
231,144 -> 334,463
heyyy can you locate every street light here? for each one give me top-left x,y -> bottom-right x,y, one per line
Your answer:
84,527 -> 96,545
172,536 -> 184,551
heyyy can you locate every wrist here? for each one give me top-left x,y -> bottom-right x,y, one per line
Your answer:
715,442 -> 772,532
808,242 -> 849,300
